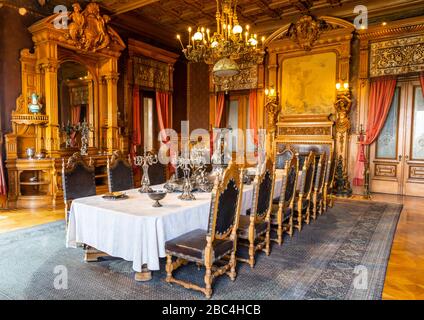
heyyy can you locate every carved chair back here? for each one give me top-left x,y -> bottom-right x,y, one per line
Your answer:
275,145 -> 295,169
149,162 -> 167,186
207,161 -> 243,242
62,152 -> 96,203
313,153 -> 327,193
324,152 -> 336,192
298,152 -> 316,198
107,150 -> 134,192
282,156 -> 299,206
251,157 -> 275,224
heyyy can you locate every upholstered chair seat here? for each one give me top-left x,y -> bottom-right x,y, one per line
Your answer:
165,229 -> 233,263
237,215 -> 268,239
270,205 -> 292,224
294,199 -> 310,211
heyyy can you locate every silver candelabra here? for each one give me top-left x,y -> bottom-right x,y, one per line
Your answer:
134,147 -> 158,193
173,151 -> 204,201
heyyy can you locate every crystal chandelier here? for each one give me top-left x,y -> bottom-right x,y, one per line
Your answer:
176,0 -> 265,75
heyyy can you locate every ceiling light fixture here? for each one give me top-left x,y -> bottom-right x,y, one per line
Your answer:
176,0 -> 265,79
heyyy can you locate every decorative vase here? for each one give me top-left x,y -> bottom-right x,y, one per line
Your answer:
28,93 -> 43,114
26,147 -> 35,159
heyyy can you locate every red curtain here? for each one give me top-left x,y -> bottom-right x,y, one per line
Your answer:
156,92 -> 169,141
131,86 -> 141,170
71,105 -> 81,125
420,72 -> 424,97
0,135 -> 7,198
156,91 -> 175,173
249,89 -> 258,146
214,93 -> 225,127
353,76 -> 397,186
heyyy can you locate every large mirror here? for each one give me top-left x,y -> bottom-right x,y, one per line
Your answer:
58,61 -> 93,149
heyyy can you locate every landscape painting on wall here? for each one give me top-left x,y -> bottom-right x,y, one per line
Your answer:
281,52 -> 337,115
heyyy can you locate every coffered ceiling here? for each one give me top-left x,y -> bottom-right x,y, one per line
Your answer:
6,0 -> 424,49
108,0 -> 424,48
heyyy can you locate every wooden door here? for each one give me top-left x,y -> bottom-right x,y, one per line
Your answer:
370,79 -> 424,196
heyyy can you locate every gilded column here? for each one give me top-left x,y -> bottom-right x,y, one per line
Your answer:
104,72 -> 120,153
41,61 -> 60,157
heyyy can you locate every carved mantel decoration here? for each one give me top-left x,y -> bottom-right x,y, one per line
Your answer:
286,15 -> 333,51
369,35 -> 424,77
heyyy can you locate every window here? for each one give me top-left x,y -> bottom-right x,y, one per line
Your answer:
143,97 -> 154,151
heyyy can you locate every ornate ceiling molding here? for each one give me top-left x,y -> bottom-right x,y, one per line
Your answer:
264,15 -> 354,49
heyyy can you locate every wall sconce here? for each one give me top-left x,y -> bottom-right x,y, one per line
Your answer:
265,86 -> 277,97
336,81 -> 350,92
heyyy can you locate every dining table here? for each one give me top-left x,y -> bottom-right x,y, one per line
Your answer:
66,176 -> 283,281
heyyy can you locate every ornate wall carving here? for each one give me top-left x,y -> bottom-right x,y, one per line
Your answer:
286,15 -> 334,51
133,56 -> 170,92
370,35 -> 424,77
278,126 -> 332,136
214,63 -> 258,92
62,3 -> 124,53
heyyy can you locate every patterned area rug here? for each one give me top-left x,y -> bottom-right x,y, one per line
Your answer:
0,200 -> 401,300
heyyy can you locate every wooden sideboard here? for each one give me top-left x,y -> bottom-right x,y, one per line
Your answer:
7,153 -> 110,209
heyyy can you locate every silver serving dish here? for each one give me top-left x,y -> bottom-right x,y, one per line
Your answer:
102,192 -> 129,201
148,190 -> 167,207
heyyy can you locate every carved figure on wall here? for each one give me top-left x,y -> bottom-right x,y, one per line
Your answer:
65,3 -> 111,52
287,15 -> 332,51
335,92 -> 352,134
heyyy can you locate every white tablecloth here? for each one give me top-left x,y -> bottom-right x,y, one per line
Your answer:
66,178 -> 282,272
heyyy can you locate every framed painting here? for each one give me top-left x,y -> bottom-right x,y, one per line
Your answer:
280,52 -> 337,115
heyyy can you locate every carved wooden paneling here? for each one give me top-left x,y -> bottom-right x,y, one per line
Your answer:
375,163 -> 397,178
278,126 -> 332,136
409,166 -> 424,180
370,35 -> 424,77
133,56 -> 171,92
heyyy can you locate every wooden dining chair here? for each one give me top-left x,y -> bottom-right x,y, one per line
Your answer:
275,145 -> 296,169
62,152 -> 96,225
323,152 -> 336,212
311,153 -> 327,220
165,161 -> 244,299
293,152 -> 315,231
237,157 -> 275,268
271,155 -> 299,245
107,150 -> 134,192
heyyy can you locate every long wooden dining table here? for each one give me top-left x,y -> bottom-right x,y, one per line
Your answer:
66,177 -> 283,281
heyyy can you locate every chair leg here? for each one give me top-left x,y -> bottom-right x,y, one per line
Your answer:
297,199 -> 303,231
323,189 -> 328,212
165,254 -> 173,282
277,222 -> 283,245
265,223 -> 271,256
204,263 -> 213,299
312,193 -> 318,220
229,248 -> 237,281
289,215 -> 294,237
248,239 -> 255,268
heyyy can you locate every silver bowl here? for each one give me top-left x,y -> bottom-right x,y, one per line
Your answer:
147,190 -> 167,207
